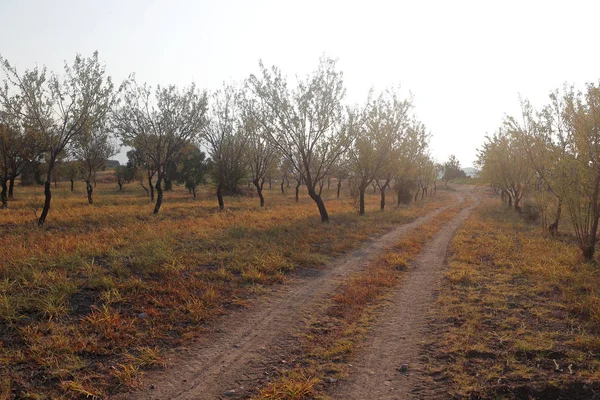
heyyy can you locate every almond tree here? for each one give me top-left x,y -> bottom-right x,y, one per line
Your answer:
241,103 -> 278,207
248,57 -> 351,222
73,128 -> 116,204
0,121 -> 38,207
0,52 -> 116,225
203,85 -> 247,209
113,78 -> 208,213
394,120 -> 429,206
348,89 -> 411,214
561,82 -> 600,260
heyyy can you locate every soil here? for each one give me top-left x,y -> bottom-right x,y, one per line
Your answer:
118,194 -> 462,400
330,186 -> 479,399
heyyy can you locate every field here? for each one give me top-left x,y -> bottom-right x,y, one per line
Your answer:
0,176 -> 449,399
3,180 -> 600,400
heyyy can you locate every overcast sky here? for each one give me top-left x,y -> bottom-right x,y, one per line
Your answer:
1,0 -> 599,168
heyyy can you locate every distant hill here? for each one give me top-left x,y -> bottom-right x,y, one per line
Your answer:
463,167 -> 479,178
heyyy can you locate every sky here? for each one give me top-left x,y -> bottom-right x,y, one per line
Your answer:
1,0 -> 600,168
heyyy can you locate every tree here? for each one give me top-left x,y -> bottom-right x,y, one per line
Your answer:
177,143 -> 208,198
113,78 -> 208,214
560,82 -> 600,260
0,51 -> 115,225
248,57 -> 351,222
242,103 -> 278,207
114,164 -> 134,191
74,128 -> 116,204
0,117 -> 40,205
478,129 -> 533,211
442,155 -> 466,185
394,120 -> 429,206
60,159 -> 81,192
203,85 -> 247,209
348,89 -> 411,214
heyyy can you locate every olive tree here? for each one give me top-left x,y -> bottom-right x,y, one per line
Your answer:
248,57 -> 351,222
113,78 -> 208,213
0,51 -> 116,225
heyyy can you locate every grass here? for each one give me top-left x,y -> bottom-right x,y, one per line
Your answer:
424,194 -> 600,399
0,177 -> 451,399
252,191 -> 473,399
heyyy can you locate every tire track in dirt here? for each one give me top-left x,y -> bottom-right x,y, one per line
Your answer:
121,195 -> 462,400
331,187 -> 479,400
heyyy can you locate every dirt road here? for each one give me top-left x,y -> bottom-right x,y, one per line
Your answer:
121,195 -> 462,400
331,187 -> 479,399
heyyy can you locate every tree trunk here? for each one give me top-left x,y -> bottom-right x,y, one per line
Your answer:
551,198 -> 562,233
253,179 -> 265,207
118,180 -> 123,191
38,164 -> 54,226
153,177 -> 163,214
295,180 -> 301,202
8,177 -> 15,198
337,179 -> 342,198
414,189 -> 419,202
192,186 -> 197,199
327,177 -> 331,190
164,178 -> 172,191
1,176 -> 7,208
433,180 -> 437,194
217,183 -> 224,210
149,176 -> 155,202
281,179 -> 285,194
268,179 -> 272,190
380,184 -> 388,211
308,188 -> 329,223
359,185 -> 366,215
70,179 -> 74,192
140,183 -> 149,195
421,187 -> 426,200
86,180 -> 94,204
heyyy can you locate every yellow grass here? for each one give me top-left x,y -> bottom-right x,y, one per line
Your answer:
426,195 -> 600,399
0,179 -> 449,399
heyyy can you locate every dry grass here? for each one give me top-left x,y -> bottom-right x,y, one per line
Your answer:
0,179 -> 449,399
425,195 -> 600,399
252,193 -> 472,399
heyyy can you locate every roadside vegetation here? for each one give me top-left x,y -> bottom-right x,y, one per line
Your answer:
426,196 -> 600,399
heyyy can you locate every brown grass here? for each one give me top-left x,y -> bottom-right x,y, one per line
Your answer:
424,195 -> 600,399
0,180 -> 449,399
253,193 -> 471,399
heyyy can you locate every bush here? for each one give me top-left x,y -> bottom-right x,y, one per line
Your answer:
522,201 -> 540,223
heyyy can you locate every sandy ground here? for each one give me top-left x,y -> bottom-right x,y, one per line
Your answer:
119,194 -> 460,400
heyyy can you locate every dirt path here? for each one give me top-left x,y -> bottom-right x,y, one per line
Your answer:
332,187 -> 479,400
120,195 -> 461,400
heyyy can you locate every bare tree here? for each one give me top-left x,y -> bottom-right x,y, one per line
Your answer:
113,78 -> 208,213
0,51 -> 116,225
248,57 -> 351,222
